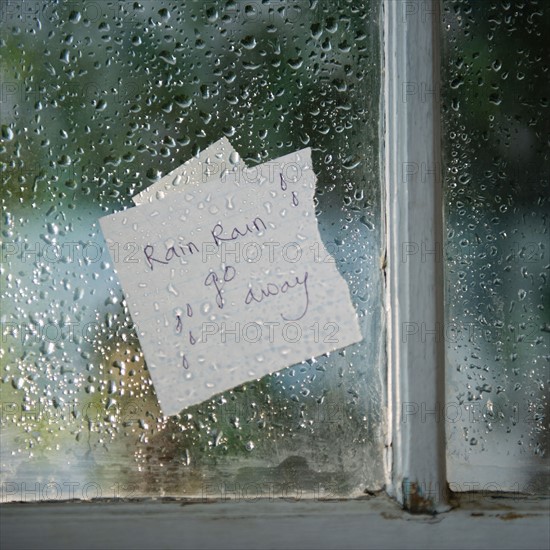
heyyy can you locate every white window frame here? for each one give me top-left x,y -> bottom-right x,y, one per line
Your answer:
1,0 -> 546,525
383,0 -> 547,513
383,0 -> 447,511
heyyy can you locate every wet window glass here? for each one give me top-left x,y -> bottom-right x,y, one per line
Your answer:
441,0 -> 549,493
1,0 -> 384,500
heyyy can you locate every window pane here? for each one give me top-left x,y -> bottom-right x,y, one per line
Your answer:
1,0 -> 384,501
441,0 -> 549,493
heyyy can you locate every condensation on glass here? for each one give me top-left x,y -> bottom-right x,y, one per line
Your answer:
441,0 -> 549,493
0,1 -> 384,500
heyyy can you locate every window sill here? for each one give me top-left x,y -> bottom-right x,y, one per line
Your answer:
2,494 -> 548,550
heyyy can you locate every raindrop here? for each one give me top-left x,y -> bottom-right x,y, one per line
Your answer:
241,36 -> 256,50
1,125 -> 14,141
158,8 -> 170,21
69,10 -> 81,23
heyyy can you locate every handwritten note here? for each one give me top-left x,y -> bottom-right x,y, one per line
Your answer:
100,146 -> 362,416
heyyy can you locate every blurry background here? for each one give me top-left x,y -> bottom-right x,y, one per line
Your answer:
1,0 -> 384,499
442,0 -> 549,492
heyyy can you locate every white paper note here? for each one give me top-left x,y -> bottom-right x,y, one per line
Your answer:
132,137 -> 244,205
100,148 -> 362,416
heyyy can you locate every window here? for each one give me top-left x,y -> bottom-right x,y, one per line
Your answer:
1,0 -> 385,501
1,0 -> 548,515
441,0 -> 549,495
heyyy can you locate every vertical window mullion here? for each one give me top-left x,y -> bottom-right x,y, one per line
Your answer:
383,0 -> 448,512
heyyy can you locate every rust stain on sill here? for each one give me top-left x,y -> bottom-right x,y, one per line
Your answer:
498,512 -> 530,521
402,479 -> 438,515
